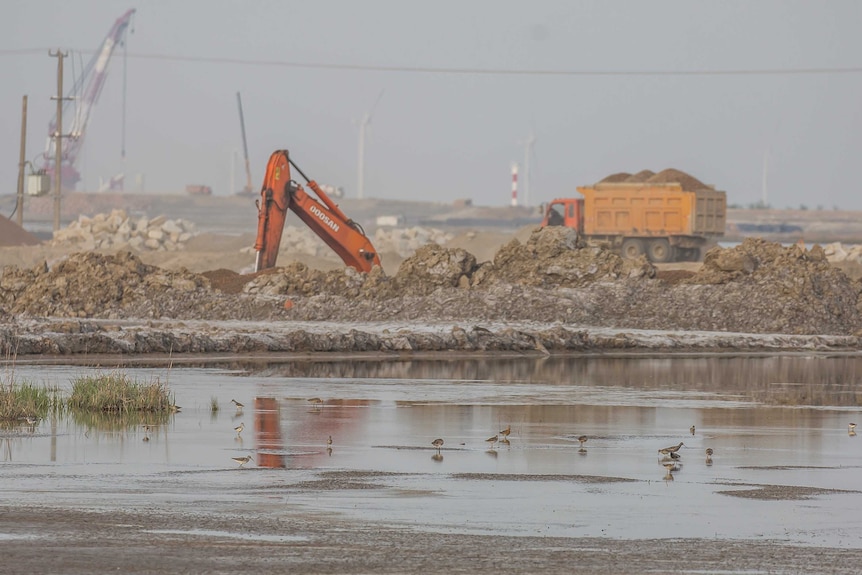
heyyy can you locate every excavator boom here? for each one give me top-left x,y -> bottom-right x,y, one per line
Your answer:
254,150 -> 381,273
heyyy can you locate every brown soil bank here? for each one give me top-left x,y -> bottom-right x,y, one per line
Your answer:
0,229 -> 860,355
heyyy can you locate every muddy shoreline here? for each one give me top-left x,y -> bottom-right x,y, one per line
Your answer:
4,495 -> 862,574
2,317 -> 860,358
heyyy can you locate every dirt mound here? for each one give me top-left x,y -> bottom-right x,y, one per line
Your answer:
0,216 -> 40,247
0,252 -> 284,320
473,227 -> 655,288
624,170 -> 656,183
646,169 -> 709,192
1,232 -> 860,338
677,238 -> 862,334
599,172 -> 631,183
392,244 -> 477,295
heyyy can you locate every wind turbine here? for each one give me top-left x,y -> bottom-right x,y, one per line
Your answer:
522,130 -> 537,207
356,90 -> 384,200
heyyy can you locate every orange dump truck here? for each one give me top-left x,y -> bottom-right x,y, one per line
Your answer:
540,181 -> 726,262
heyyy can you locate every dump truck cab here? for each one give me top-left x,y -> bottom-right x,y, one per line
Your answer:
541,198 -> 585,230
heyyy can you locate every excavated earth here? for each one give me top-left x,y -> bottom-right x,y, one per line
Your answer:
1,227 -> 861,356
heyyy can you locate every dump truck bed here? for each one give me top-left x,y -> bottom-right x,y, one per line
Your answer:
577,183 -> 726,238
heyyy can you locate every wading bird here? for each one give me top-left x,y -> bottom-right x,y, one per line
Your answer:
232,455 -> 253,468
658,442 -> 684,455
234,422 -> 245,438
432,438 -> 444,453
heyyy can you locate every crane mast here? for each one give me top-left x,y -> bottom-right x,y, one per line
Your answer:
42,8 -> 135,189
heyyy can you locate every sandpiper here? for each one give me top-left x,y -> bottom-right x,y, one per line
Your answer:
234,422 -> 245,438
308,397 -> 324,408
500,425 -> 511,438
486,434 -> 499,448
232,455 -> 253,468
432,438 -> 444,453
658,442 -> 684,455
23,416 -> 38,426
690,425 -> 696,435
578,435 -> 588,448
143,425 -> 151,442
231,399 -> 244,410
327,435 -> 333,447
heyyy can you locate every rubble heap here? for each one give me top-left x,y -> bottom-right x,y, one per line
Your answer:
238,225 -> 454,260
0,252 -> 273,320
50,210 -> 197,252
1,229 -> 861,337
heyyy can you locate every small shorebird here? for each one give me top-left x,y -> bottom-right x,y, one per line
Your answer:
327,435 -> 333,447
500,425 -> 511,439
662,462 -> 677,480
432,438 -> 444,453
232,455 -> 253,468
578,435 -> 588,448
850,423 -> 857,432
231,399 -> 244,410
690,425 -> 696,435
308,397 -> 324,408
658,442 -> 684,455
486,434 -> 499,448
234,422 -> 245,438
143,425 -> 151,442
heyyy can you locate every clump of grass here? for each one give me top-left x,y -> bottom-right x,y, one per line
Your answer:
0,380 -> 61,421
210,396 -> 219,412
68,371 -> 175,413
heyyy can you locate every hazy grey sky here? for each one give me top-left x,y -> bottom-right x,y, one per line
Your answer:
3,1 -> 861,209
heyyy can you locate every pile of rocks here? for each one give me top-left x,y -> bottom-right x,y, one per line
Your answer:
239,225 -> 454,260
50,210 -> 197,252
373,226 -> 454,258
823,242 -> 862,264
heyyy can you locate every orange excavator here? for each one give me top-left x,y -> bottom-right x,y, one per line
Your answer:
253,150 -> 381,273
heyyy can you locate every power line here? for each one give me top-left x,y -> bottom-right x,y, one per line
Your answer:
4,48 -> 862,76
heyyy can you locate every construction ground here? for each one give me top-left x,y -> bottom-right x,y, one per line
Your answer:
1,191 -> 862,355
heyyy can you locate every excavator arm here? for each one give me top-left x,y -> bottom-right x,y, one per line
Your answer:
253,150 -> 381,273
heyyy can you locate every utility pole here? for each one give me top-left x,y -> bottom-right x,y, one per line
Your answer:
16,95 -> 28,227
49,50 -> 70,232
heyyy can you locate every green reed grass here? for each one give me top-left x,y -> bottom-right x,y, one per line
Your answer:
0,380 -> 61,421
68,372 -> 175,413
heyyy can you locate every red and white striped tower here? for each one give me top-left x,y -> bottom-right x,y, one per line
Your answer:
510,163 -> 519,206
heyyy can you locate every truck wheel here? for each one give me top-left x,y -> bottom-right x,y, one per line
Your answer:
621,238 -> 645,259
647,239 -> 673,263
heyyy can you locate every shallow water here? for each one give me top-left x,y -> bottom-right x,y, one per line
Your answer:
2,354 -> 862,548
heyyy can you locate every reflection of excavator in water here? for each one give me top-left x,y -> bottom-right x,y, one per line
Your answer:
253,150 -> 381,273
